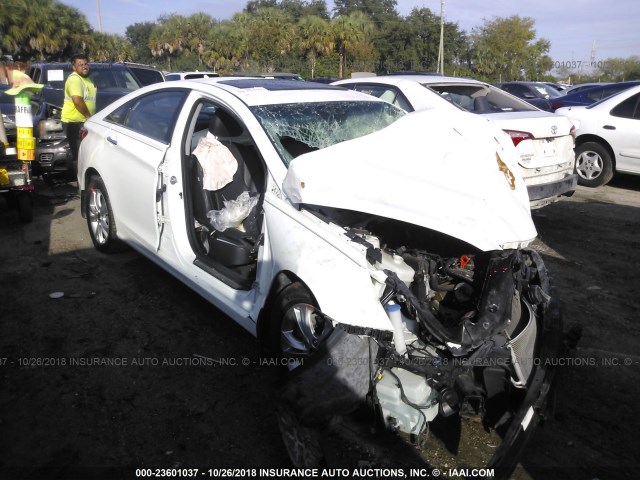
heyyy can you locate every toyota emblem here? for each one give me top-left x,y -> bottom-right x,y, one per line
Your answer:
551,125 -> 558,135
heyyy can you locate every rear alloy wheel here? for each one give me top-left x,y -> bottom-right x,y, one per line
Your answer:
575,141 -> 614,187
270,283 -> 333,366
86,175 -> 121,253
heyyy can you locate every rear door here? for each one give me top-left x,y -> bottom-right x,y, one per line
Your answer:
607,91 -> 640,174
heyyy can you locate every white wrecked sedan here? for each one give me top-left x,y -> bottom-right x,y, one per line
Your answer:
77,79 -> 562,475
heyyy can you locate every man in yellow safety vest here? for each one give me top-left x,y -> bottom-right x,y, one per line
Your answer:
61,53 -> 96,178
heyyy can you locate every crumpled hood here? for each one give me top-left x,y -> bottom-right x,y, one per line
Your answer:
283,108 -> 537,251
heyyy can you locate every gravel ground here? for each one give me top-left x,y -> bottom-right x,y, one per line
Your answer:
1,176 -> 639,480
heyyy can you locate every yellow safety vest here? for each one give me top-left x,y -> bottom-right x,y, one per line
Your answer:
61,72 -> 97,123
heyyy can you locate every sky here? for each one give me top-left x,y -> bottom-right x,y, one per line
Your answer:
62,0 -> 639,71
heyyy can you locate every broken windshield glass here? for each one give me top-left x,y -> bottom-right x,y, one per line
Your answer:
251,101 -> 404,166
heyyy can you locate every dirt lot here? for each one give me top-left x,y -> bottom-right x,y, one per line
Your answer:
1,176 -> 639,480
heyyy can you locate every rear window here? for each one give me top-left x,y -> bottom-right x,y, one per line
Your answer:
610,92 -> 640,119
90,65 -> 140,90
128,67 -> 164,86
425,83 -> 538,113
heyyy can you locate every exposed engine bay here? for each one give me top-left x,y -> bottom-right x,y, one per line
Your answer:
300,206 -> 555,440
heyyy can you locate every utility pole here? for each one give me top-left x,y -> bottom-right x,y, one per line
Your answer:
436,0 -> 445,74
96,0 -> 103,33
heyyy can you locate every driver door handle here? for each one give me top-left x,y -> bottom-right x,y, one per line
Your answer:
107,136 -> 118,145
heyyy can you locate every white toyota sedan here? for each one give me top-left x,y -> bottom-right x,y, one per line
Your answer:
77,78 -> 561,470
334,75 -> 578,209
556,84 -> 640,187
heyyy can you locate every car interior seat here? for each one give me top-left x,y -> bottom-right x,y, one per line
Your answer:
473,96 -> 491,113
190,108 -> 264,268
379,89 -> 397,104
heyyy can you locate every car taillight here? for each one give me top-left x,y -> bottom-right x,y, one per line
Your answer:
550,100 -> 563,111
503,130 -> 534,147
79,127 -> 88,141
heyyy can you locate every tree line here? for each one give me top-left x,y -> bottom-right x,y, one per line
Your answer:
1,0 -> 638,83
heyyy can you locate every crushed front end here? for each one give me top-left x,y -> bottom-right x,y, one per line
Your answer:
277,108 -> 563,475
278,219 -> 562,476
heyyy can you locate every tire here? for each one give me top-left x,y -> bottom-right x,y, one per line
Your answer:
86,175 -> 121,253
268,282 -> 333,366
17,193 -> 33,223
575,141 -> 614,187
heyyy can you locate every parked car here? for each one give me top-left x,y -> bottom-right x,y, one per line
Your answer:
334,75 -> 578,209
544,82 -> 567,92
0,83 -> 16,119
556,84 -> 640,187
27,62 -> 143,109
493,81 -> 563,111
26,62 -> 156,178
124,62 -> 165,86
77,78 -> 561,473
165,71 -> 219,81
550,81 -> 640,111
561,82 -> 611,96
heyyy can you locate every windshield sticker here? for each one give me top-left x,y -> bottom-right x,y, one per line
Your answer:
47,70 -> 64,82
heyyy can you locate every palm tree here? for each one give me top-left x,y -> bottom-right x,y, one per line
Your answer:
0,0 -> 91,61
204,22 -> 243,73
186,13 -> 214,67
0,0 -> 26,56
332,12 -> 372,78
231,12 -> 254,69
149,15 -> 188,71
298,15 -> 333,79
91,33 -> 134,62
243,8 -> 293,71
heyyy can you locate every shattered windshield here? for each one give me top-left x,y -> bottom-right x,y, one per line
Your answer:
251,101 -> 404,166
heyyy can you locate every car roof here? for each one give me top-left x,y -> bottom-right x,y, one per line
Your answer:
164,77 -> 382,106
564,80 -> 640,97
335,74 -> 488,86
165,71 -> 219,79
231,72 -> 304,79
124,62 -> 159,69
495,81 -> 549,86
168,71 -> 218,75
565,82 -> 611,91
31,62 -> 129,69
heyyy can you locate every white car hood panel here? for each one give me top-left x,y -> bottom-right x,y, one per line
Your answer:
283,109 -> 537,251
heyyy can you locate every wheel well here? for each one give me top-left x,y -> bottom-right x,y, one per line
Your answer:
575,134 -> 616,168
83,167 -> 100,186
80,168 -> 101,219
256,271 -> 317,348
